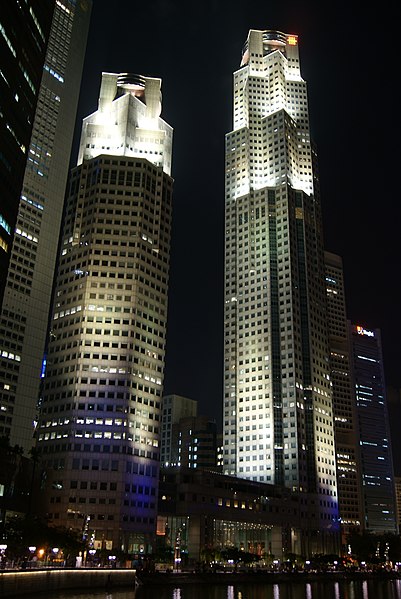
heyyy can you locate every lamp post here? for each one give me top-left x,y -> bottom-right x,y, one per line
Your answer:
28,546 -> 36,568
88,548 -> 96,567
174,528 -> 182,572
0,544 -> 7,569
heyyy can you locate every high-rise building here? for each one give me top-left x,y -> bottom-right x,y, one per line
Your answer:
37,72 -> 174,553
169,415 -> 220,470
160,394 -> 197,466
0,0 -> 92,451
0,0 -> 54,304
387,385 -> 401,478
394,476 -> 401,535
223,29 -> 339,548
325,252 -> 364,542
349,324 -> 397,534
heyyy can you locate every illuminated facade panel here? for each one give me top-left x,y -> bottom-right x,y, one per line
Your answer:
37,73 -> 173,552
325,252 -> 364,541
223,29 -> 339,544
78,72 -> 172,176
349,324 -> 397,534
0,0 -> 91,451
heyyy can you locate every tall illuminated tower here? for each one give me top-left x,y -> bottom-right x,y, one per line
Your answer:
37,72 -> 173,552
0,0 -> 91,451
223,29 -> 339,546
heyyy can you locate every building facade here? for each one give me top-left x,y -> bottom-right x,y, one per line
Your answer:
349,324 -> 397,534
394,476 -> 401,535
223,29 -> 339,547
325,252 -> 364,542
158,467 -> 337,562
37,72 -> 173,552
0,0 -> 91,451
160,394 -> 197,466
170,415 -> 220,471
0,0 -> 54,304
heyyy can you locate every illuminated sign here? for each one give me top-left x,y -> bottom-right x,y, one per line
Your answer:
356,325 -> 374,337
287,35 -> 298,46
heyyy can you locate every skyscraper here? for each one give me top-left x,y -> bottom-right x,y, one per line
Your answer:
223,29 -> 339,545
0,0 -> 92,451
349,324 -> 397,534
0,0 -> 54,304
160,394 -> 197,466
37,72 -> 173,552
325,252 -> 363,542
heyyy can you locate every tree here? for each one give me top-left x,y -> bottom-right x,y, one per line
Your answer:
4,515 -> 85,563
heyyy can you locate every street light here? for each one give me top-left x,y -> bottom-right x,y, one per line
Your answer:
0,544 -> 7,567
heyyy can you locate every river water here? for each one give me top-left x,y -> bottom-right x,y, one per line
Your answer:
45,578 -> 401,599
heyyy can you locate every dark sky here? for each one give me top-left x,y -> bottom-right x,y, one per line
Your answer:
73,1 -> 400,428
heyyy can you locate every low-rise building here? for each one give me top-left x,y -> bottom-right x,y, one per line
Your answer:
157,467 -> 340,562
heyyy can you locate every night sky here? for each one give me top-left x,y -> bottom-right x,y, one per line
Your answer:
72,1 -> 400,429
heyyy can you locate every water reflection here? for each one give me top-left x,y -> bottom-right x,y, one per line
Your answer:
45,579 -> 401,599
334,582 -> 340,599
362,580 -> 368,599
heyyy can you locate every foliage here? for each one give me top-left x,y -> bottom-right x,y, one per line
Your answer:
4,515 -> 85,561
347,532 -> 401,564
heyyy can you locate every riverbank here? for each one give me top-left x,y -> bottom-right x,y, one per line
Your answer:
0,568 -> 137,598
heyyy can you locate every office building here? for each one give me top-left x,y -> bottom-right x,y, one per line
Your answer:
161,394 -> 197,466
0,0 -> 54,304
394,476 -> 401,535
349,324 -> 397,533
158,467 -> 333,561
387,385 -> 401,477
37,72 -> 174,552
170,415 -> 220,470
223,29 -> 339,547
325,252 -> 364,542
0,0 -> 91,451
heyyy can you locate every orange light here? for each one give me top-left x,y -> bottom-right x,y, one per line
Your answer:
38,549 -> 45,557
287,35 -> 297,46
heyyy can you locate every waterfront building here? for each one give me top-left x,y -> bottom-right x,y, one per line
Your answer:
161,394 -> 197,466
158,467 -> 335,562
0,0 -> 91,452
223,29 -> 339,548
37,72 -> 174,553
325,252 -> 364,541
349,324 -> 397,534
0,0 -> 53,304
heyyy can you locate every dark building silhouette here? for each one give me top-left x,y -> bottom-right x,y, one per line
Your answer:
325,252 -> 364,543
0,0 -> 54,304
349,324 -> 397,533
0,0 -> 91,450
170,415 -> 221,471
